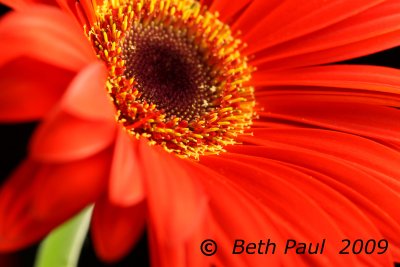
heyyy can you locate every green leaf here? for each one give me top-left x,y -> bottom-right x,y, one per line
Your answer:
34,206 -> 93,267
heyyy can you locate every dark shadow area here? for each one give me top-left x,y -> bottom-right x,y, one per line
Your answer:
340,46 -> 400,69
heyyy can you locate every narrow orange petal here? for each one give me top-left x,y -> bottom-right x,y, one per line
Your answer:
257,100 -> 400,144
250,0 -> 400,69
0,57 -> 74,122
0,6 -> 95,71
227,143 -> 400,261
91,196 -> 146,262
1,0 -> 57,10
253,65 -> 400,94
139,140 -> 208,245
108,128 -> 145,206
30,110 -> 116,162
0,150 -> 110,251
60,61 -> 115,122
208,0 -> 252,23
242,0 -> 384,55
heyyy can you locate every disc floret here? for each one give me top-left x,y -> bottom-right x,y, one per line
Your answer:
88,0 -> 255,159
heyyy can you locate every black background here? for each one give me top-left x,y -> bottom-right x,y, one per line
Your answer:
0,3 -> 400,267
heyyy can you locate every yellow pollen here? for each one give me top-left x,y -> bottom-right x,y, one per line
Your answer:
87,0 -> 255,159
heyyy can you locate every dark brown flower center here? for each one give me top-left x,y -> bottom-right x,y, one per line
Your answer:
122,23 -> 216,121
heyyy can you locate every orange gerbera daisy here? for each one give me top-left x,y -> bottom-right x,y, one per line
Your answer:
1,0 -> 400,266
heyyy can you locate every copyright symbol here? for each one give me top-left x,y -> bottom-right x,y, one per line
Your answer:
201,239 -> 217,256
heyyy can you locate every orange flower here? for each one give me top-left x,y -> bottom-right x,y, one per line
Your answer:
1,0 -> 400,266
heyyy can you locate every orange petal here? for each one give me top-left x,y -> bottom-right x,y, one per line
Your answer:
30,110 -> 116,162
1,0 -> 57,10
60,61 -> 115,122
55,0 -> 98,26
256,87 -> 400,108
139,140 -> 208,245
148,221 -> 212,267
91,196 -> 146,262
181,216 -> 212,267
0,160 -> 47,251
253,65 -> 400,94
33,150 -> 111,220
199,0 -> 213,8
208,0 -> 252,23
108,128 -> 145,206
0,57 -> 74,122
231,0 -> 281,33
29,59 -> 116,162
257,99 -> 400,144
0,6 -> 95,72
148,232 -> 186,267
0,151 -> 110,251
250,128 -> 400,181
241,0 -> 384,55
250,0 -> 400,69
145,180 -> 211,267
228,142 -> 400,261
257,29 -> 400,71
204,152 -> 395,265
189,161 -> 307,266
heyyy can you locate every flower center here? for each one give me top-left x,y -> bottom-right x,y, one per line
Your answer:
88,0 -> 255,159
122,22 -> 216,121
